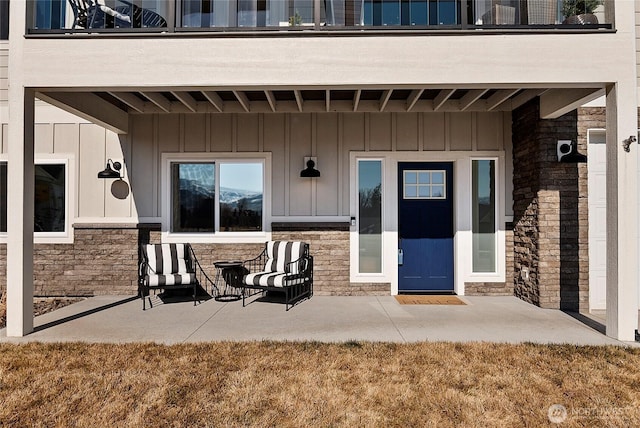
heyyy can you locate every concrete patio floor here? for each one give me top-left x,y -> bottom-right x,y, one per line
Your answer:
2,294 -> 638,346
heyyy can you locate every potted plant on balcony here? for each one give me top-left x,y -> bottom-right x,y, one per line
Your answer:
562,0 -> 603,24
288,10 -> 303,27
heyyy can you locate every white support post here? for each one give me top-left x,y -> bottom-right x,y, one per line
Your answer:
605,82 -> 639,341
6,0 -> 35,337
6,90 -> 35,337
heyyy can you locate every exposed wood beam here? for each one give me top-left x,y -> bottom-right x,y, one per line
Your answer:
379,89 -> 392,112
202,91 -> 224,112
107,92 -> 145,113
406,89 -> 424,112
433,89 -> 456,111
326,90 -> 331,112
294,90 -> 304,112
510,89 -> 547,110
353,89 -> 362,112
459,89 -> 488,111
179,99 -> 512,114
171,91 -> 198,113
264,90 -> 276,112
486,89 -> 520,111
233,90 -> 251,112
36,92 -> 128,134
540,88 -> 604,119
141,92 -> 171,113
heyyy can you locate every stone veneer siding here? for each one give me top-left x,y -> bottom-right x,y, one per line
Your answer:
0,223 -> 390,297
271,228 -> 389,296
577,107 -> 606,140
0,225 -> 140,297
512,99 -> 588,311
0,242 -> 4,294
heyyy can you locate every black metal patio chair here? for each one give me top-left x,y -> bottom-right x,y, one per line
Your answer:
138,243 -> 217,310
240,241 -> 314,310
68,0 -> 167,29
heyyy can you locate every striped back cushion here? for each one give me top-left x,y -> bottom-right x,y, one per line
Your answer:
143,244 -> 189,275
264,241 -> 307,274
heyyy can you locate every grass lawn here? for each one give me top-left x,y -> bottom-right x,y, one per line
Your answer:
1,342 -> 639,427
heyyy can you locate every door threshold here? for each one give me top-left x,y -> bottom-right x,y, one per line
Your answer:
398,291 -> 457,295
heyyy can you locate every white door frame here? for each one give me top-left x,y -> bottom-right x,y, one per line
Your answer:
349,150 -> 506,295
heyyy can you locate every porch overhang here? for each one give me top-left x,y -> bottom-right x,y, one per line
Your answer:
539,88 -> 606,119
36,91 -> 129,134
6,82 -> 637,342
33,85 -> 605,128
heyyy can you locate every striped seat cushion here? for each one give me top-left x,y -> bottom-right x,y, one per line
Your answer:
143,243 -> 190,275
145,273 -> 197,287
243,271 -> 307,287
264,241 -> 306,274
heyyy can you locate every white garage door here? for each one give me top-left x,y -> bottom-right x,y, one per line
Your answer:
588,130 -> 607,310
588,129 -> 640,311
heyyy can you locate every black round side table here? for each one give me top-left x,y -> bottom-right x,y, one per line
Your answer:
214,261 -> 245,302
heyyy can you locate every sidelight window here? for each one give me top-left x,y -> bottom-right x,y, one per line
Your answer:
358,159 -> 383,273
472,159 -> 497,273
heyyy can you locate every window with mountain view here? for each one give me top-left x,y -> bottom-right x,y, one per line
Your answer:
170,161 -> 263,234
219,163 -> 263,232
171,162 -> 215,233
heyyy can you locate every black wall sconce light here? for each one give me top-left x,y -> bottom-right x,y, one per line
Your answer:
557,140 -> 587,163
97,159 -> 123,179
98,159 -> 130,199
300,156 -> 320,178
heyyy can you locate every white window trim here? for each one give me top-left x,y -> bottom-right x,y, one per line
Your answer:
402,169 -> 447,200
161,152 -> 272,244
350,157 -> 388,283
466,156 -> 505,282
0,154 -> 75,244
464,156 -> 509,282
349,151 -> 506,295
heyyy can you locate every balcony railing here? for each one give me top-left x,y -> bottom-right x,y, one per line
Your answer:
28,0 -> 614,34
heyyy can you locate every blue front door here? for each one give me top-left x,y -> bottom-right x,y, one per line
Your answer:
398,162 -> 454,292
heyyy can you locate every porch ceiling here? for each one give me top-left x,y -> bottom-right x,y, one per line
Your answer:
35,86 -> 604,133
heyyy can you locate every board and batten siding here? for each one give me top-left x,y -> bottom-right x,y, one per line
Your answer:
637,0 -> 640,91
0,42 -> 7,103
0,121 -> 132,220
129,111 -> 507,219
0,111 -> 508,222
